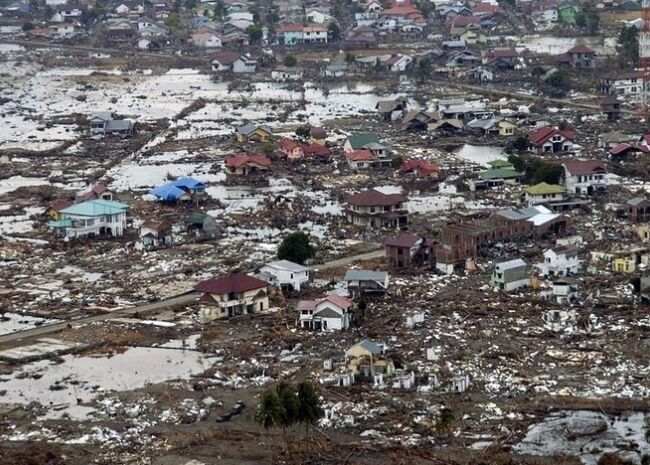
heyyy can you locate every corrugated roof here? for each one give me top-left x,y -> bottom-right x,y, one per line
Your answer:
195,273 -> 268,294
525,182 -> 566,195
344,270 -> 388,282
60,199 -> 128,217
264,259 -> 309,273
346,189 -> 405,206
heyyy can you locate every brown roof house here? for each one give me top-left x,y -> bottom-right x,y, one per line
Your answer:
561,160 -> 607,195
345,189 -> 408,230
195,273 -> 269,322
384,233 -> 434,270
225,153 -> 272,176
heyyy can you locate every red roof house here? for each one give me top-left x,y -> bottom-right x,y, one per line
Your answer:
400,159 -> 440,178
528,126 -> 576,154
225,153 -> 272,175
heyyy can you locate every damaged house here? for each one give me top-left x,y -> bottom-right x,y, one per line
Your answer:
536,246 -> 581,277
89,112 -> 134,138
48,199 -> 129,240
297,295 -> 353,331
384,233 -> 434,269
561,160 -> 608,195
344,270 -> 389,298
195,273 -> 269,321
491,258 -> 530,291
259,259 -> 310,292
225,153 -> 272,176
345,189 -> 408,230
528,126 -> 576,154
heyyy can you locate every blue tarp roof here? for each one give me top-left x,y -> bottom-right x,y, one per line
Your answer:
150,184 -> 187,201
172,177 -> 204,190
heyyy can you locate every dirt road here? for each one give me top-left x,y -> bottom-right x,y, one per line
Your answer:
0,292 -> 199,345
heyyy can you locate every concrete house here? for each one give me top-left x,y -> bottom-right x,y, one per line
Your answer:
537,247 -> 580,277
384,233 -> 434,269
345,189 -> 408,230
525,183 -> 566,206
565,45 -> 595,69
277,138 -> 304,160
528,126 -> 575,154
259,259 -> 310,292
89,112 -> 134,138
343,133 -> 391,167
49,199 -> 128,240
235,124 -> 272,143
225,153 -> 272,176
561,160 -> 608,195
211,51 -> 240,71
233,55 -> 257,73
297,295 -> 353,331
195,273 -> 269,321
346,340 -> 395,380
627,197 -> 650,222
139,221 -> 174,249
491,258 -> 530,291
344,270 -> 389,298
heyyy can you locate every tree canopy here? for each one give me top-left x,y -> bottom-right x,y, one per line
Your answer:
277,232 -> 315,265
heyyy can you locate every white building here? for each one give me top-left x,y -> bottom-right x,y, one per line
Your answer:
525,182 -> 566,206
306,9 -> 334,24
491,258 -> 529,291
562,160 -> 608,195
259,259 -> 310,291
536,247 -> 581,277
233,56 -> 257,73
298,295 -> 353,331
271,67 -> 304,82
49,199 -> 128,239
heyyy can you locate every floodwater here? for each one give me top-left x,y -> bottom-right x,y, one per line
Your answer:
455,144 -> 506,166
514,410 -> 650,465
0,347 -> 208,419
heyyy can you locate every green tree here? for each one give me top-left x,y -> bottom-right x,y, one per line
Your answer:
21,22 -> 34,32
297,381 -> 324,435
544,69 -> 571,97
576,5 -> 600,34
255,389 -> 285,430
437,408 -> 455,432
415,57 -> 432,82
295,125 -> 311,139
277,232 -> 315,265
276,382 -> 300,432
165,13 -> 182,33
328,22 -> 341,41
283,54 -> 297,67
213,0 -> 225,19
618,25 -> 639,67
247,25 -> 263,44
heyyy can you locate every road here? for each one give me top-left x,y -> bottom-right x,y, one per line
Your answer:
432,80 -> 629,114
311,248 -> 385,271
0,248 -> 385,346
0,292 -> 199,345
3,39 -> 206,63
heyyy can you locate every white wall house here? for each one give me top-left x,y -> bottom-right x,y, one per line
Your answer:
491,258 -> 529,291
536,247 -> 580,277
562,160 -> 608,195
298,295 -> 353,331
259,259 -> 310,291
49,199 -> 128,240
